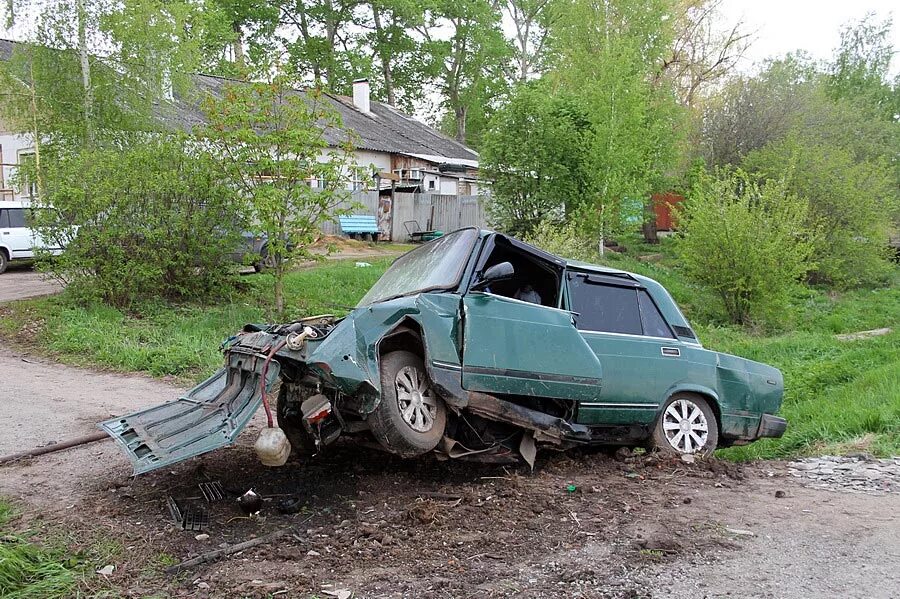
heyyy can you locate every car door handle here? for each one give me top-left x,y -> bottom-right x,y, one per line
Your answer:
661,347 -> 681,357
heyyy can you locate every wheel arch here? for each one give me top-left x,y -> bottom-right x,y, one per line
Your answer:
375,316 -> 466,408
657,385 -> 723,436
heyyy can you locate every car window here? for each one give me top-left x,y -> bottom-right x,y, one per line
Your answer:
0,210 -> 7,228
638,290 -> 674,338
568,275 -> 642,335
6,208 -> 26,228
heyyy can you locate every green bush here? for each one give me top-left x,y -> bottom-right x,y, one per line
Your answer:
675,168 -> 816,325
522,219 -> 597,262
30,136 -> 244,308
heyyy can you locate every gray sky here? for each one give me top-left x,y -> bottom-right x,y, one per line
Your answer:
719,0 -> 899,75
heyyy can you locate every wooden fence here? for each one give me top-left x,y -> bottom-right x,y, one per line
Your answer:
320,191 -> 489,241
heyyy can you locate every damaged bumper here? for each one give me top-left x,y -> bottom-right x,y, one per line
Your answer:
757,414 -> 787,439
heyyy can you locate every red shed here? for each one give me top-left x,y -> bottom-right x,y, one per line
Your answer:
652,192 -> 683,232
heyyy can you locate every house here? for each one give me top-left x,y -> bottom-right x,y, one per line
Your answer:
0,39 -> 482,208
0,39 -> 481,203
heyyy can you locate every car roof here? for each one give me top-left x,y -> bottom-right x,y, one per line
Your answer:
0,200 -> 30,209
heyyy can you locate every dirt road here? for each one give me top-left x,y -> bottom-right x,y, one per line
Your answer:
1,346 -> 898,598
0,267 -> 63,302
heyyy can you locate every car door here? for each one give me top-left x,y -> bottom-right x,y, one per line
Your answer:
565,271 -> 685,425
461,291 -> 604,402
4,207 -> 34,258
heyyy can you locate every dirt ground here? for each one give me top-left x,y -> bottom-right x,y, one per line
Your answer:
1,344 -> 898,598
0,266 -> 63,302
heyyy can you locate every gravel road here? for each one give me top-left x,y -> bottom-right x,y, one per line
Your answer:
0,344 -> 897,598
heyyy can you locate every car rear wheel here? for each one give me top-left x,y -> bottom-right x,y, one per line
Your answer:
0,251 -> 8,274
369,350 -> 446,457
651,393 -> 718,457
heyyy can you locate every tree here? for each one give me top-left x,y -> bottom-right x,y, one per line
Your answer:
547,0 -> 685,243
743,136 -> 896,288
26,136 -> 244,307
659,0 -> 750,108
418,0 -> 511,145
277,0 -> 369,94
504,0 -> 558,82
198,80 -> 358,315
481,82 -> 591,236
676,168 -> 816,325
827,13 -> 898,120
361,0 -> 427,110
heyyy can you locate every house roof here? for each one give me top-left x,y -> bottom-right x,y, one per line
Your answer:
183,75 -> 478,162
0,39 -> 479,163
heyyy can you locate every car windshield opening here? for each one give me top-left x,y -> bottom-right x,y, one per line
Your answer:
356,228 -> 478,306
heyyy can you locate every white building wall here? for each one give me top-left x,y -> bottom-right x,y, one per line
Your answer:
439,177 -> 457,195
0,132 -> 35,200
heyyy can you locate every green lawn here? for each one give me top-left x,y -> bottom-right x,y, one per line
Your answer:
0,500 -> 80,599
1,249 -> 898,460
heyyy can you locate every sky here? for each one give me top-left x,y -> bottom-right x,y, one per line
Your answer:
718,0 -> 899,76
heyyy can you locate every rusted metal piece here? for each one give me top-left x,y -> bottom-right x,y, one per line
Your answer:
0,431 -> 108,465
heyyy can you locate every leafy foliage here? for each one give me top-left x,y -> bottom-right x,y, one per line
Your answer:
675,169 -> 816,325
198,79 -> 358,314
744,137 -> 896,287
27,136 -> 243,308
481,83 -> 591,236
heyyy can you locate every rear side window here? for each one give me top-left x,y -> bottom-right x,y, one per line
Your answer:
0,210 -> 7,228
568,276 -> 642,335
638,291 -> 674,338
6,208 -> 26,228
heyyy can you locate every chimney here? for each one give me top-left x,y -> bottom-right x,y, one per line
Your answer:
352,78 -> 370,114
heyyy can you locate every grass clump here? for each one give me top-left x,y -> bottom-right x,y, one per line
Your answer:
0,500 -> 81,599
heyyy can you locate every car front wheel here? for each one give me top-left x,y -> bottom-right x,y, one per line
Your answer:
369,350 -> 446,457
651,393 -> 718,457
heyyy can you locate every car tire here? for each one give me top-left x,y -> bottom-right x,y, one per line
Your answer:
276,384 -> 317,456
369,350 -> 446,457
651,393 -> 718,457
0,250 -> 7,274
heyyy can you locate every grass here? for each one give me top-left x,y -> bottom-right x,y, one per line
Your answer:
0,499 -> 81,599
0,258 -> 393,382
1,245 -> 898,460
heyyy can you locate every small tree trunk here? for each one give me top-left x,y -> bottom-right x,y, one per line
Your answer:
232,22 -> 246,72
77,0 -> 94,144
274,258 -> 285,316
454,105 -> 467,143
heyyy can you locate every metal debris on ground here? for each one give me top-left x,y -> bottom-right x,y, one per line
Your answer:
167,495 -> 210,532
788,455 -> 900,495
199,481 -> 225,502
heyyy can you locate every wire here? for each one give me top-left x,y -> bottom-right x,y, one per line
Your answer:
259,339 -> 287,428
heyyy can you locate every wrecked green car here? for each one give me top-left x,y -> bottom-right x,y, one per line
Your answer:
101,228 -> 786,474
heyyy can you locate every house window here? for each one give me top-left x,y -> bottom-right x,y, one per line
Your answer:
428,179 -> 436,190
17,151 -> 37,198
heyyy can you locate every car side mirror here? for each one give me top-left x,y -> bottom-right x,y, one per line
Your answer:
472,261 -> 515,291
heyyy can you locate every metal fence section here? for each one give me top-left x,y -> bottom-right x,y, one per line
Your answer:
320,191 -> 489,241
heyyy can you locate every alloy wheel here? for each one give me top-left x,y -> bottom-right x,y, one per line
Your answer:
662,398 -> 709,454
394,365 -> 437,433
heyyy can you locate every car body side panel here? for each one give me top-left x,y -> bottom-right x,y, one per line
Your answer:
576,333 -> 685,425
461,293 -> 603,401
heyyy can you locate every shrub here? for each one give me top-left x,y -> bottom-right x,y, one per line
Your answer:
675,168 -> 816,325
30,136 -> 244,308
522,219 -> 597,263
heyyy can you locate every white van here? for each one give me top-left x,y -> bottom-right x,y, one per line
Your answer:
0,200 -> 64,273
